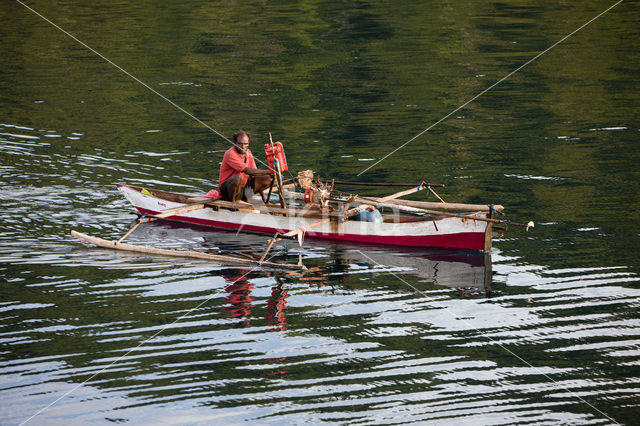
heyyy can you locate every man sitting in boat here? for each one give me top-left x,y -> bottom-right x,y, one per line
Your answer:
219,130 -> 273,202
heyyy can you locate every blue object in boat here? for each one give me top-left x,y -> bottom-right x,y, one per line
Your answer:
353,208 -> 383,223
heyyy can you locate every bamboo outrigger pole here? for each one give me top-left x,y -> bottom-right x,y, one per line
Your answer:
117,203 -> 206,244
378,181 -> 429,202
258,216 -> 333,262
282,188 -> 502,212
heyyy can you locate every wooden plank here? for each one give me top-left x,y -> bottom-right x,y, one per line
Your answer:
71,230 -> 306,270
186,197 -> 343,219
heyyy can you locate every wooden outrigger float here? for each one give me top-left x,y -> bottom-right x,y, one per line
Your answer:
70,230 -> 305,270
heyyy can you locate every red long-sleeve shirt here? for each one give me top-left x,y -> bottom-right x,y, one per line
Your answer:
219,147 -> 256,187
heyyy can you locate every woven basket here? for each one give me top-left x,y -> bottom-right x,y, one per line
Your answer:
297,170 -> 313,189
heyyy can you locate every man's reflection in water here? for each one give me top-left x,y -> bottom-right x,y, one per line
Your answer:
221,269 -> 255,328
266,277 -> 289,331
221,270 -> 291,330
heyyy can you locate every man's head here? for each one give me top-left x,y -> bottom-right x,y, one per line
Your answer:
233,130 -> 250,155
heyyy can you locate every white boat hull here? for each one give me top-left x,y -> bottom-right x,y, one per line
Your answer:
118,185 -> 491,251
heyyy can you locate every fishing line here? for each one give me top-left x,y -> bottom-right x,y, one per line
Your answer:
357,0 -> 624,176
355,250 -> 620,424
15,0 -> 276,171
19,251 -> 286,425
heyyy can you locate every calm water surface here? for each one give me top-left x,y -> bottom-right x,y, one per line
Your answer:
1,1 -> 639,424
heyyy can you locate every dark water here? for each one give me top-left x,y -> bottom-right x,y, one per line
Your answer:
2,1 -> 640,424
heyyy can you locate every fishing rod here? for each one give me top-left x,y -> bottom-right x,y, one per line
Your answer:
317,180 -> 445,188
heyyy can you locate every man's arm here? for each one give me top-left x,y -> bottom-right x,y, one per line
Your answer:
243,167 -> 272,176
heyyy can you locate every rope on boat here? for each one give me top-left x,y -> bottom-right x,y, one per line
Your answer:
137,215 -> 157,223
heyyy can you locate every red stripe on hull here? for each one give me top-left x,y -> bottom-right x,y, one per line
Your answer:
308,231 -> 485,251
136,208 -> 485,251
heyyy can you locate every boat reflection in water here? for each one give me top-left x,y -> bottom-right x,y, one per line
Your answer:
129,221 -> 492,329
298,243 -> 492,298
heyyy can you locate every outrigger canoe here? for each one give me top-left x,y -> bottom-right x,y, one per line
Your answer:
117,183 -> 497,252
